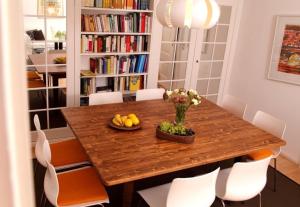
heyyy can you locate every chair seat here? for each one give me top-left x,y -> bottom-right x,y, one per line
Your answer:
247,149 -> 273,160
28,80 -> 46,88
138,183 -> 171,207
27,71 -> 41,80
50,139 -> 89,168
57,167 -> 109,206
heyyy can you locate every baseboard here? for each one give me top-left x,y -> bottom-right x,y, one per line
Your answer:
280,151 -> 299,166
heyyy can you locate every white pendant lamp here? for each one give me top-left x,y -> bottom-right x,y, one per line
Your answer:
156,0 -> 220,29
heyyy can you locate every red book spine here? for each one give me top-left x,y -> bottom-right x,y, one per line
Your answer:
97,37 -> 102,53
121,16 -> 125,32
141,13 -> 146,33
88,36 -> 93,52
126,36 -> 130,52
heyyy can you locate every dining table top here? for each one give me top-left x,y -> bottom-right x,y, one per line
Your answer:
61,99 -> 286,186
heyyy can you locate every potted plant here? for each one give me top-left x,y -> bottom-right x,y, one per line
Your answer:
156,88 -> 201,144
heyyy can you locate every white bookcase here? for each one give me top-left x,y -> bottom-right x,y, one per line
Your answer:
74,0 -> 156,106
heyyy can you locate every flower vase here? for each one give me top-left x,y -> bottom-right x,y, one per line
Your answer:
175,104 -> 188,125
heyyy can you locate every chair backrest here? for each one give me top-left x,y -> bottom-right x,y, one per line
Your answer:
136,88 -> 165,101
221,95 -> 247,118
44,161 -> 59,206
35,129 -> 51,167
253,110 -> 286,138
89,92 -> 123,105
222,156 -> 272,201
166,168 -> 220,207
34,114 -> 41,130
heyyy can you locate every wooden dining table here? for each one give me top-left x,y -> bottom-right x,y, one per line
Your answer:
61,99 -> 286,207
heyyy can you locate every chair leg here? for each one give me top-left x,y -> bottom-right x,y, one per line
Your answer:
273,158 -> 277,192
258,193 -> 262,207
221,199 -> 226,207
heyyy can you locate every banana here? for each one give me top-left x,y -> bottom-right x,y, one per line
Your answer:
112,118 -> 121,126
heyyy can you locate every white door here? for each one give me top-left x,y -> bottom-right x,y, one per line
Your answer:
155,0 -> 242,104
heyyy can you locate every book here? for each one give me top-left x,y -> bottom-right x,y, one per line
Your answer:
129,76 -> 141,91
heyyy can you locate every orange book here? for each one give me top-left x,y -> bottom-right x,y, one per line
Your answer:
126,0 -> 133,9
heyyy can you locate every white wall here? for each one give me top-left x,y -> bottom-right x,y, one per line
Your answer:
0,0 -> 35,206
226,0 -> 300,164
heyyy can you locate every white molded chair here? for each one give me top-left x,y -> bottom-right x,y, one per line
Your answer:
35,127 -> 89,170
216,156 -> 272,207
220,95 -> 247,119
136,88 -> 165,101
44,161 -> 109,207
89,92 -> 123,105
247,110 -> 286,191
138,168 -> 220,207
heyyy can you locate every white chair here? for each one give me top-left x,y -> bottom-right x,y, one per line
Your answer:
136,88 -> 165,101
44,161 -> 109,207
35,128 -> 89,171
138,168 -> 220,207
216,156 -> 272,207
247,110 -> 286,191
220,95 -> 247,119
89,91 -> 123,105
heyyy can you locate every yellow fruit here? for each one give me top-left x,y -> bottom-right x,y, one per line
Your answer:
128,113 -> 137,119
115,116 -> 123,126
130,117 -> 140,126
121,116 -> 128,125
124,119 -> 133,128
112,118 -> 121,126
115,114 -> 121,118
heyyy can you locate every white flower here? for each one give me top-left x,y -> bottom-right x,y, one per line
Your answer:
180,92 -> 186,96
174,89 -> 179,93
166,90 -> 172,96
192,98 -> 199,105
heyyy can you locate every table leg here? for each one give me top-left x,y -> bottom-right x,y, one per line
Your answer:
122,182 -> 134,207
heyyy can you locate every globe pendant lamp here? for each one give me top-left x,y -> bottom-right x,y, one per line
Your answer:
156,0 -> 220,29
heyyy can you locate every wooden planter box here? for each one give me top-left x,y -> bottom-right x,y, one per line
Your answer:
156,127 -> 195,144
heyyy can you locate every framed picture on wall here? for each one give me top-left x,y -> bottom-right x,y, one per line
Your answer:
268,16 -> 300,85
37,0 -> 64,16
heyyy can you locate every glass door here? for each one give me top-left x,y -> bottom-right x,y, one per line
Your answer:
157,27 -> 196,90
193,5 -> 232,103
23,0 -> 68,130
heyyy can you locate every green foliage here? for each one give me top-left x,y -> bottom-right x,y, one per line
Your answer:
159,121 -> 187,136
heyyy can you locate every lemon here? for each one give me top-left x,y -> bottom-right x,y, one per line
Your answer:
124,119 -> 133,128
130,117 -> 140,126
128,113 -> 137,118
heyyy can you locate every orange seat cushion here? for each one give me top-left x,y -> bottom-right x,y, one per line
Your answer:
247,149 -> 273,160
50,139 -> 89,167
28,80 -> 46,88
58,167 -> 108,206
27,71 -> 41,80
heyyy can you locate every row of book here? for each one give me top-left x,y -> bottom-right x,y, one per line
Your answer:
80,76 -> 144,96
81,35 -> 148,53
82,0 -> 150,10
84,55 -> 148,75
81,13 -> 151,33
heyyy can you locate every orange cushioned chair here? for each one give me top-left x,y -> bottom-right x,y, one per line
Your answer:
34,114 -> 90,170
247,111 -> 286,191
44,162 -> 109,207
27,70 -> 41,80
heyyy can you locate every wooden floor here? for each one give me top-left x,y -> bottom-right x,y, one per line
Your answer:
271,155 -> 300,185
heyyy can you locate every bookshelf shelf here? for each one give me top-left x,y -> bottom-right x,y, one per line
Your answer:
81,32 -> 151,36
81,7 -> 153,14
80,52 -> 150,56
77,0 -> 154,105
81,72 -> 148,78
